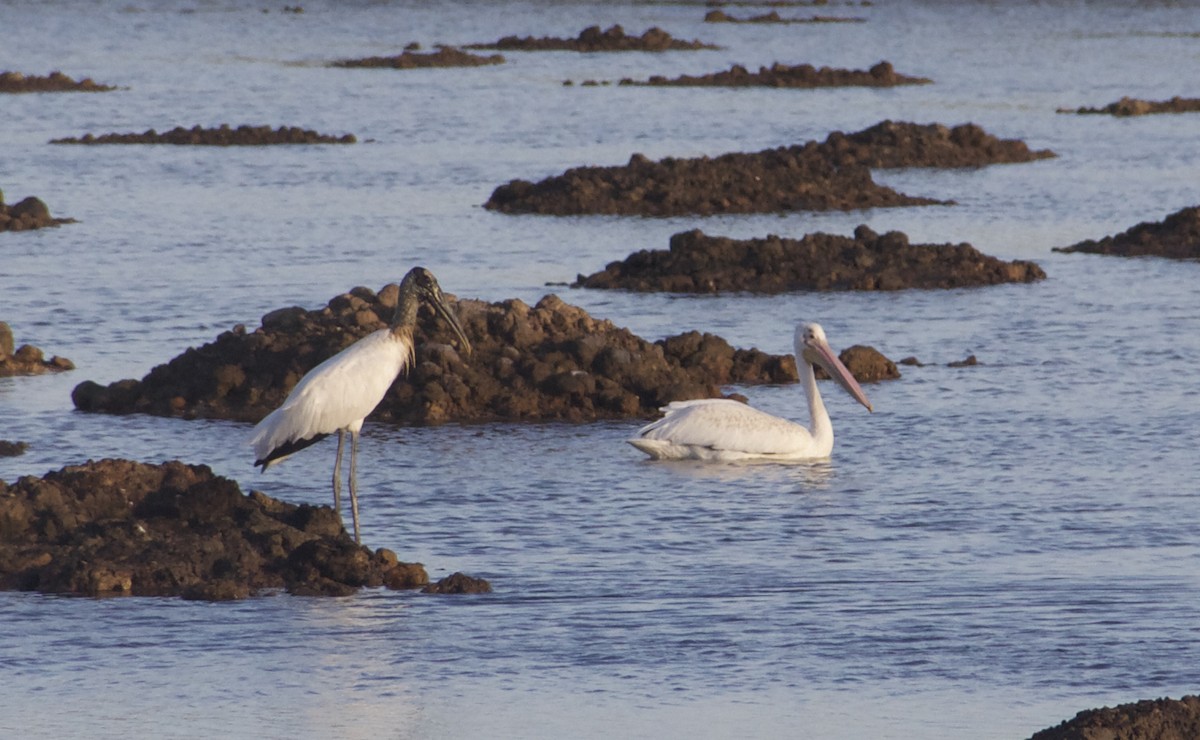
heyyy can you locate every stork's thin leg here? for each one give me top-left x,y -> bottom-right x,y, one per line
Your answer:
349,430 -> 362,544
332,429 -> 345,514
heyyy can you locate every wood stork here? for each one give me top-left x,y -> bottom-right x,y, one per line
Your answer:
628,322 -> 872,461
250,267 -> 471,543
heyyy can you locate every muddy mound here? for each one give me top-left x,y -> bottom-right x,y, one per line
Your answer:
50,124 -> 356,146
0,322 -> 75,376
485,121 -> 1050,216
1031,695 -> 1200,740
822,120 -> 1056,168
574,226 -> 1045,292
1058,96 -> 1200,117
0,70 -> 116,93
620,61 -> 928,88
1053,206 -> 1200,259
0,191 -> 75,232
72,288 -> 799,424
332,46 -> 504,69
465,24 -> 717,52
0,459 -> 431,599
704,10 -> 866,23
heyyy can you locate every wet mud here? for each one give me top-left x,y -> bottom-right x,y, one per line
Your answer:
50,124 -> 356,146
485,121 -> 1053,216
0,459 -> 435,600
1053,206 -> 1200,259
573,226 -> 1045,292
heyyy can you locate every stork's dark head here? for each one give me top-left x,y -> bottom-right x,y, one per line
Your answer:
397,267 -> 472,357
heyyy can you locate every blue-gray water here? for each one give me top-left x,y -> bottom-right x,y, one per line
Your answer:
2,1 -> 1200,737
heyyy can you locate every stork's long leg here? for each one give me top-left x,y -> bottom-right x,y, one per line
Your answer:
332,429 -> 345,514
349,430 -> 362,544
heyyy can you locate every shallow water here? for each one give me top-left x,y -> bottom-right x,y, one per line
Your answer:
2,1 -> 1200,738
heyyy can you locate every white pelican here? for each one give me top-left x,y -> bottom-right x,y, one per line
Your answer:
250,267 -> 471,543
629,322 -> 872,461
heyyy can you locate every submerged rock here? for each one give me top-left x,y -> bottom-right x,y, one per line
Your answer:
422,572 -> 493,594
1030,695 -> 1200,740
465,24 -> 717,52
1058,95 -> 1200,117
0,440 -> 28,457
0,192 -> 76,233
0,70 -> 116,93
620,60 -> 926,88
50,124 -> 356,146
0,322 -> 75,376
485,121 -> 1052,216
0,459 -> 430,599
574,227 -> 1046,292
703,10 -> 866,23
1052,206 -> 1200,259
332,47 -> 504,69
71,288 -> 801,424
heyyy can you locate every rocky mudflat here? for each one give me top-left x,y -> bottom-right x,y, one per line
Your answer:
0,191 -> 75,233
0,459 -> 435,600
618,60 -> 928,88
465,24 -> 717,52
1058,95 -> 1200,116
1053,206 -> 1200,259
574,226 -> 1046,293
50,124 -> 356,146
72,287 -> 819,425
332,46 -> 504,69
0,70 -> 117,93
703,10 -> 866,23
1031,695 -> 1200,740
485,121 -> 1052,216
0,322 -> 74,377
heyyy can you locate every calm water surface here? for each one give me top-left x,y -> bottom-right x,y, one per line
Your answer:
2,1 -> 1200,738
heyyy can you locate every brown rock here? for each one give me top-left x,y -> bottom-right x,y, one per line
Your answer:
0,70 -> 117,93
464,24 -> 717,52
422,572 -> 492,594
1031,695 -> 1200,740
332,47 -> 504,68
620,60 -> 926,88
1059,95 -> 1200,117
1053,206 -> 1200,259
0,194 -> 74,232
574,227 -> 1046,292
0,459 -> 429,599
50,124 -> 356,146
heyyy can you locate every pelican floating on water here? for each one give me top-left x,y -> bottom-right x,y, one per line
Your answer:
250,267 -> 471,543
629,322 -> 872,461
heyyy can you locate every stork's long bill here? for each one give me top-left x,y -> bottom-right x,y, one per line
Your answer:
803,336 -> 873,412
430,291 -> 472,359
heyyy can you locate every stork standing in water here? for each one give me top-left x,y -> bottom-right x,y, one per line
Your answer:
250,267 -> 471,543
629,322 -> 872,461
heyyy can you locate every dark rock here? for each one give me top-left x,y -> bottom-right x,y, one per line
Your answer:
574,228 -> 1046,292
422,571 -> 493,594
1052,206 -> 1200,259
0,194 -> 75,233
704,9 -> 865,23
485,121 -> 1052,216
0,70 -> 117,93
50,124 -> 356,146
0,326 -> 75,377
0,459 -> 429,599
332,46 -> 504,69
1058,95 -> 1200,117
72,290 -> 803,423
0,440 -> 28,457
947,354 -> 979,367
1030,694 -> 1200,740
619,60 -> 923,88
465,24 -> 717,52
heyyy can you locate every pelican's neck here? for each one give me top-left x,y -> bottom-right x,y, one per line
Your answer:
799,351 -> 834,453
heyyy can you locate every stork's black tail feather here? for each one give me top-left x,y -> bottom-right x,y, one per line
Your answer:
255,433 -> 330,470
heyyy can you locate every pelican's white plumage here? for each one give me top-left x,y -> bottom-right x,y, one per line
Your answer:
629,322 -> 872,461
249,266 -> 470,543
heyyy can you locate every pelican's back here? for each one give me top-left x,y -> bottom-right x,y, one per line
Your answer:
629,398 -> 818,461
